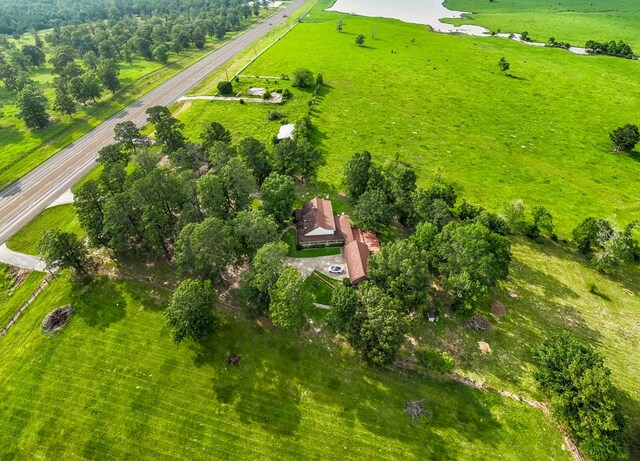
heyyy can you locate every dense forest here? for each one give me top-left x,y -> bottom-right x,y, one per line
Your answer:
0,0 -> 269,35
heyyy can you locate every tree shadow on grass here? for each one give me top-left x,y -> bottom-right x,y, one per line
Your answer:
192,317 -> 507,456
70,278 -> 127,330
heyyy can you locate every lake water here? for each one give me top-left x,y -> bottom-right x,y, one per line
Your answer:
326,0 -> 590,54
326,0 -> 490,35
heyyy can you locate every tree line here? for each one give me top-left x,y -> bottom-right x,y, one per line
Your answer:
0,0 -> 268,130
0,0 -> 269,36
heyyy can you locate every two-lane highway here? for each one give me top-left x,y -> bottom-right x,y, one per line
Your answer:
0,0 -> 305,245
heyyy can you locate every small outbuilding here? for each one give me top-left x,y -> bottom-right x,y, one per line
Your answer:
277,124 -> 295,140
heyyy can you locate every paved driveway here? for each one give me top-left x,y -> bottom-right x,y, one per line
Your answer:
285,254 -> 348,281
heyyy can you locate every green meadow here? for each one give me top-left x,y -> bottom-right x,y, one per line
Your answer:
0,272 -> 569,460
185,1 -> 640,235
412,238 -> 640,449
445,0 -> 640,50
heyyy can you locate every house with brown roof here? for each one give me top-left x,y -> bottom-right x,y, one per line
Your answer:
295,198 -> 380,285
294,197 -> 345,247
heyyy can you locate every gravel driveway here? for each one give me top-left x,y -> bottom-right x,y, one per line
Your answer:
285,254 -> 348,281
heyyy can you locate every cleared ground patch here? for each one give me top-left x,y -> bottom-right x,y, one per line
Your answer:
0,272 -> 569,460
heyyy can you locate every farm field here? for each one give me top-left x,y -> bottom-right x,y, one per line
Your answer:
0,272 -> 569,460
0,11 -> 277,190
444,0 -> 640,51
187,0 -> 640,235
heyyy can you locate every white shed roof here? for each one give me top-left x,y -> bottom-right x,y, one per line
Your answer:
277,124 -> 295,140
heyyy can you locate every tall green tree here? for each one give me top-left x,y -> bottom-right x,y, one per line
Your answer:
352,188 -> 393,232
436,222 -> 511,316
344,151 -> 372,202
174,217 -> 235,282
74,179 -> 106,246
534,333 -> 627,461
201,121 -> 232,150
269,266 -> 310,333
97,58 -> 120,93
39,229 -> 91,277
261,172 -> 295,225
164,279 -> 217,344
16,86 -> 49,130
52,80 -> 76,117
610,124 -> 639,152
114,121 -> 142,152
232,209 -> 279,259
237,137 -> 271,185
368,239 -> 431,312
146,105 -> 186,152
351,283 -> 407,366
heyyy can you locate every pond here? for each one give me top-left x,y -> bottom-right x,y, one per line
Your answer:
326,0 -> 589,54
326,0 -> 489,35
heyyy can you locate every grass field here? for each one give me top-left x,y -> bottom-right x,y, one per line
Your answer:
0,272 -> 569,460
0,11 -> 277,190
412,237 -> 640,449
6,204 -> 84,255
444,0 -> 640,51
185,1 -> 640,235
0,263 -> 44,326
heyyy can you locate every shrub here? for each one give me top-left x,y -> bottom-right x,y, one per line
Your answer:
239,98 -> 245,105
282,88 -> 291,99
587,281 -> 599,294
263,90 -> 271,100
217,81 -> 233,95
417,349 -> 455,373
268,111 -> 285,121
523,223 -> 541,239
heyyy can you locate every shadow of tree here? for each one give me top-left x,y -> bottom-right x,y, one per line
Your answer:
69,278 -> 128,329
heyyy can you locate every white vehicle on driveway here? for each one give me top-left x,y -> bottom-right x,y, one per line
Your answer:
328,265 -> 344,274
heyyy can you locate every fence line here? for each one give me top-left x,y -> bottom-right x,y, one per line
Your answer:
0,272 -> 52,338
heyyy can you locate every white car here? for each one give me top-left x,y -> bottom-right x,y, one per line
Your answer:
328,265 -> 344,274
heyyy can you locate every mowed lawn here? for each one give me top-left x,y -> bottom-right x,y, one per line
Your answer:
204,2 -> 640,235
0,273 -> 569,460
0,263 -> 44,326
7,204 -> 85,255
413,238 -> 640,449
445,0 -> 640,51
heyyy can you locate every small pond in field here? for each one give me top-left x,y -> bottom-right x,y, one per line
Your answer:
326,0 -> 590,54
326,0 -> 489,35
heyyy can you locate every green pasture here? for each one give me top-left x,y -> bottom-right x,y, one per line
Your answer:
444,0 -> 640,51
0,272 -> 568,460
414,237 -> 640,449
222,2 -> 640,235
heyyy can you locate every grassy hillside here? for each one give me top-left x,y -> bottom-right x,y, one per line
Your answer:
212,3 -> 640,235
413,238 -> 640,448
444,0 -> 640,50
0,272 -> 569,460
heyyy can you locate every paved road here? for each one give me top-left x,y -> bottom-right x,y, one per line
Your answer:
0,0 -> 305,246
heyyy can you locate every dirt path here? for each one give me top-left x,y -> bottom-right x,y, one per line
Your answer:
450,373 -> 583,461
0,244 -> 46,271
